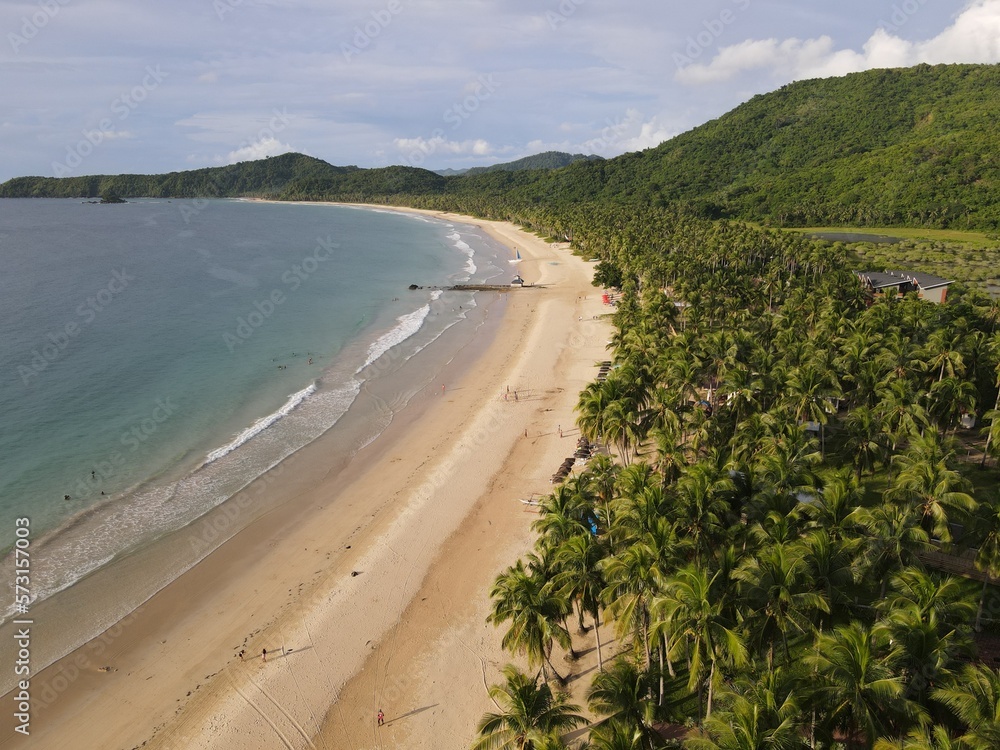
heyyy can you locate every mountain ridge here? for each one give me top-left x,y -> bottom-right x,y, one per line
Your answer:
4,63 -> 999,229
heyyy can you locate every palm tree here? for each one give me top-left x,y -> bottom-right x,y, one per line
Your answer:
800,469 -> 864,541
933,664 -> 1000,750
842,405 -> 891,480
875,603 -> 968,706
733,542 -> 829,665
587,720 -> 650,750
473,664 -> 586,750
807,621 -> 915,749
653,566 -> 747,720
873,726 -> 971,749
670,463 -> 735,567
554,533 -> 608,670
922,328 -> 967,386
888,435 -> 977,544
534,482 -> 597,551
877,568 -> 977,633
489,559 -> 574,683
851,502 -> 929,598
782,363 -> 841,457
586,659 -> 660,750
683,670 -> 807,750
601,541 -> 663,674
973,499 -> 1000,630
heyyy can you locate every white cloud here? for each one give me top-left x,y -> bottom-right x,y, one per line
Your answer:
521,109 -> 677,157
676,0 -> 1000,85
224,137 -> 297,163
393,135 -> 499,160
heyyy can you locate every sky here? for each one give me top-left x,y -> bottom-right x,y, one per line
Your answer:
1,0 -> 999,181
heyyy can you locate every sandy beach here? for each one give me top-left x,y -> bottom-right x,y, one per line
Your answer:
1,209 -> 612,749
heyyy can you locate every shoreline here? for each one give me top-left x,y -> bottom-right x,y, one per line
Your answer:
1,207 -> 612,749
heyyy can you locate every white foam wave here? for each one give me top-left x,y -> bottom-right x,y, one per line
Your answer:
448,232 -> 477,276
204,383 -> 317,465
357,301 -> 434,373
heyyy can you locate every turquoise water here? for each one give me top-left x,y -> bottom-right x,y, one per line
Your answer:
0,198 -> 509,618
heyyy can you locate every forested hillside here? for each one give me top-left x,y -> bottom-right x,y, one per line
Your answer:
3,63 -> 999,230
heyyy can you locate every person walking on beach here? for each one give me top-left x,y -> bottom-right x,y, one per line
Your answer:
238,649 -> 245,662
377,709 -> 385,726
262,648 -> 267,663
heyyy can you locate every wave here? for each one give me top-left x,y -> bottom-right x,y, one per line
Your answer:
203,383 -> 317,465
357,293 -> 441,373
448,232 -> 477,276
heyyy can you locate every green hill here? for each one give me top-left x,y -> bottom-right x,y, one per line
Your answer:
433,151 -> 601,176
463,151 -> 602,175
4,63 -> 1000,229
0,152 -> 446,201
496,63 -> 1000,229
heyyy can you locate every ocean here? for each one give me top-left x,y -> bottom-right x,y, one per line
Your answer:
0,198 -> 510,626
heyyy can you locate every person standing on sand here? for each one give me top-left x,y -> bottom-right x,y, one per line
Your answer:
377,709 -> 385,726
262,648 -> 267,663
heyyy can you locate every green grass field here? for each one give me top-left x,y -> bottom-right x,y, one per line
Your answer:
790,226 -> 998,246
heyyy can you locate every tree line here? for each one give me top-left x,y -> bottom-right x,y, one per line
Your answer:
475,207 -> 1000,749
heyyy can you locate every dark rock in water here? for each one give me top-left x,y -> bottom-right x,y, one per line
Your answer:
408,284 -> 419,290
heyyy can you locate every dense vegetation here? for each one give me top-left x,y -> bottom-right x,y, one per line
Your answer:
474,205 -> 1000,749
4,63 -> 1000,230
461,151 -> 603,176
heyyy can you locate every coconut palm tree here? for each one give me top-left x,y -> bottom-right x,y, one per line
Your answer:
554,533 -> 608,670
601,541 -> 663,675
873,726 -> 972,749
669,463 -> 736,567
683,670 -> 808,750
489,559 -> 574,683
807,621 -> 917,749
842,405 -> 891,480
933,664 -> 1000,750
782,363 -> 841,457
473,664 -> 586,750
851,502 -> 929,599
973,498 -> 1000,630
534,482 -> 597,552
733,542 -> 829,666
586,658 -> 660,750
888,435 -> 977,544
653,566 -> 747,721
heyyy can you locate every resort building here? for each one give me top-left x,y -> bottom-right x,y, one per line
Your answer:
856,270 -> 953,304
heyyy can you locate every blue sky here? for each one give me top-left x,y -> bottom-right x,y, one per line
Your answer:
1,0 -> 998,181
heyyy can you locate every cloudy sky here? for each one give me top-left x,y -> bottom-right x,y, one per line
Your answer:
1,0 -> 999,181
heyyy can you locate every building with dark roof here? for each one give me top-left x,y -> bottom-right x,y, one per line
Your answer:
856,270 -> 953,304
